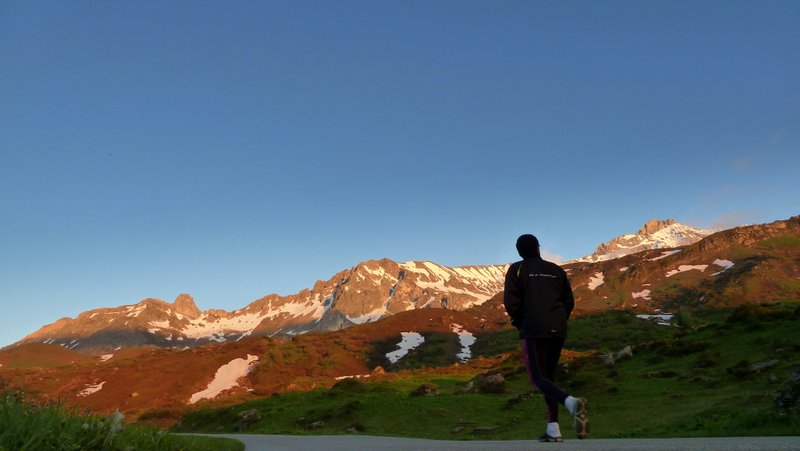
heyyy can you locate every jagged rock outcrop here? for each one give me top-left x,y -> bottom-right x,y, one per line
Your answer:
173,294 -> 201,319
638,219 -> 677,235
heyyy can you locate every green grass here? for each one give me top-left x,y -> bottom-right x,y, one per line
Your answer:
471,328 -> 518,357
0,392 -> 243,451
175,302 -> 800,440
565,310 -> 676,352
758,234 -> 800,249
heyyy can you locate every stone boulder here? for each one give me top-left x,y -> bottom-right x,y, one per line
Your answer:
477,374 -> 506,394
410,383 -> 438,397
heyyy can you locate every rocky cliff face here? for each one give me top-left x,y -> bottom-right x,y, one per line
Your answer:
638,219 -> 677,235
15,260 -> 508,352
573,219 -> 714,263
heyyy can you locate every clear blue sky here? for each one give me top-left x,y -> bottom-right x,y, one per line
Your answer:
1,1 -> 798,347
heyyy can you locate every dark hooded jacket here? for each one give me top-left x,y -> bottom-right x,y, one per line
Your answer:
503,256 -> 575,338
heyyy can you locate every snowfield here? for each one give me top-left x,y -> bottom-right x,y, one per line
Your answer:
400,262 -> 507,306
189,354 -> 259,404
451,324 -> 475,362
587,272 -> 604,290
649,250 -> 682,261
386,332 -> 425,364
665,265 -> 708,278
712,259 -> 735,275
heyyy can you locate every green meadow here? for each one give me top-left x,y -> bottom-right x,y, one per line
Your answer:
174,302 -> 800,440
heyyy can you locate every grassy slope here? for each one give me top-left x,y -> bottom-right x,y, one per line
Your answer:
174,302 -> 800,439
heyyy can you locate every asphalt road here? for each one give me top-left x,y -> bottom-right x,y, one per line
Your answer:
193,434 -> 800,450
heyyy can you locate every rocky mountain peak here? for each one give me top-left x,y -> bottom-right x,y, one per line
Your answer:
572,219 -> 713,263
638,219 -> 677,235
173,294 -> 201,319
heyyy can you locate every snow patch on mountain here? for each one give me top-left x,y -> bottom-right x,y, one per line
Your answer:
400,261 -> 507,306
665,265 -> 708,278
335,374 -> 370,381
181,311 -> 274,339
636,314 -> 674,326
712,259 -> 735,275
587,272 -> 605,290
451,324 -> 475,362
189,354 -> 259,404
78,381 -> 106,397
346,305 -> 388,325
649,250 -> 683,261
386,332 -> 425,364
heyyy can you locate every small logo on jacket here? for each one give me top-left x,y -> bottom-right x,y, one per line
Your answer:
529,273 -> 558,278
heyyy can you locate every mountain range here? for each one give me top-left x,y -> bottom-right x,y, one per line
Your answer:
14,261 -> 508,352
2,215 -> 799,424
8,218 -> 767,352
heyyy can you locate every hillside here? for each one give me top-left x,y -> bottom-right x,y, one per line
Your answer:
0,300 -> 510,425
565,216 -> 800,313
2,215 -> 798,427
173,302 -> 800,439
17,217 -> 799,354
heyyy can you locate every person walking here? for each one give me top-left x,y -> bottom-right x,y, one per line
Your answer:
503,234 -> 589,441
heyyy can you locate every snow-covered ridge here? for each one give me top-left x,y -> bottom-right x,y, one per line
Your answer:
23,259 -> 509,351
400,261 -> 508,305
572,220 -> 714,263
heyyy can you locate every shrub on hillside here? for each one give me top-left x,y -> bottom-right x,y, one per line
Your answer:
790,305 -> 800,321
567,371 -> 618,395
410,383 -> 438,397
726,359 -> 754,379
726,304 -> 789,324
675,308 -> 697,329
659,339 -> 710,357
330,378 -> 367,394
774,372 -> 800,417
694,351 -> 722,369
136,407 -> 185,422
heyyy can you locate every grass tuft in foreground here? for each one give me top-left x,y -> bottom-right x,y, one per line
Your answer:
0,391 -> 242,451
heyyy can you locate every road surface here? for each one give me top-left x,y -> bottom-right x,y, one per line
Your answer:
191,433 -> 800,450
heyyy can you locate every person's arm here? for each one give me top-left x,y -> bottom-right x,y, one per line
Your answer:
503,262 -> 524,327
561,269 -> 575,319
